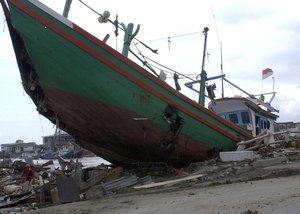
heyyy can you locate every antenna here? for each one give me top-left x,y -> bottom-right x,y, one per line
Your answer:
210,5 -> 224,98
198,27 -> 209,106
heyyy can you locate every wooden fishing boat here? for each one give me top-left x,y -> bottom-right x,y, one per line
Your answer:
1,0 -> 254,166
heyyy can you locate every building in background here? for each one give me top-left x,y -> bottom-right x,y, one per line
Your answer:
274,122 -> 300,131
42,132 -> 77,153
274,122 -> 300,140
41,131 -> 95,159
1,139 -> 40,158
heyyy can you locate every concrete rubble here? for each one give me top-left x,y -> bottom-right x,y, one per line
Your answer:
0,138 -> 299,213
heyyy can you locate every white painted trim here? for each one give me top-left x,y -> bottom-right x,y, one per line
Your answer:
28,0 -> 73,28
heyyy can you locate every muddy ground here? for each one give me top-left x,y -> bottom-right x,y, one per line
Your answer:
13,150 -> 300,214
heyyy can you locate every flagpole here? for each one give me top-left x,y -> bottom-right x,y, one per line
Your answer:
261,68 -> 274,98
262,73 -> 264,95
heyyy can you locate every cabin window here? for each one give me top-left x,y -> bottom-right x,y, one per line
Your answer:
241,112 -> 250,124
229,113 -> 238,124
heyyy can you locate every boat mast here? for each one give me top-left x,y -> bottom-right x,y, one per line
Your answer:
220,42 -> 224,98
63,0 -> 72,18
198,27 -> 209,106
121,23 -> 140,57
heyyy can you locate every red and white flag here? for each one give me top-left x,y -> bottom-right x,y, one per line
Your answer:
262,68 -> 273,80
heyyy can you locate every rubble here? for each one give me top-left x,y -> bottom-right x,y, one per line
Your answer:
0,137 -> 299,213
219,151 -> 254,162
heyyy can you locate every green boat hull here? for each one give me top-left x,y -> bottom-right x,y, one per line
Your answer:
1,0 -> 252,165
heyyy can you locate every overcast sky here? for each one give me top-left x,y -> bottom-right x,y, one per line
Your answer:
0,0 -> 299,145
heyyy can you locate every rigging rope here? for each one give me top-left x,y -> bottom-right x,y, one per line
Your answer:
131,43 -> 198,81
2,13 -> 5,32
77,0 -> 158,54
78,0 -> 102,17
76,0 -> 200,82
142,55 -> 197,82
144,30 -> 203,43
77,0 -> 204,55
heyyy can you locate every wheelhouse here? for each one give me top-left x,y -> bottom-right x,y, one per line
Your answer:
209,97 -> 278,137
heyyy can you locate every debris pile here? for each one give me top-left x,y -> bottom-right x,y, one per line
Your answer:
0,136 -> 299,213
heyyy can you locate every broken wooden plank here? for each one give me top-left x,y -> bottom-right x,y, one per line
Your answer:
133,174 -> 204,189
0,192 -> 33,208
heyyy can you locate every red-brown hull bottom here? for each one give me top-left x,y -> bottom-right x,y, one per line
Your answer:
40,85 -> 214,165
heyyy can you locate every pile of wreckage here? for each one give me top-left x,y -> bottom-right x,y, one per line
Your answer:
0,155 -> 160,212
0,134 -> 300,213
